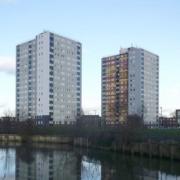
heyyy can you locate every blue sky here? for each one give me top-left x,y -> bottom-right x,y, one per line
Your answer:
0,0 -> 179,116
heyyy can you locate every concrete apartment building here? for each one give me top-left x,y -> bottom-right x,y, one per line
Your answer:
16,31 -> 82,124
101,47 -> 159,124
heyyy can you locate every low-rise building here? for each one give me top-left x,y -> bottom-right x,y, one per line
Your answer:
76,115 -> 104,128
158,116 -> 178,128
176,109 -> 180,124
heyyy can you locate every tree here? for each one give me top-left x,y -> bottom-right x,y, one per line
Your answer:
126,114 -> 144,129
118,114 -> 144,145
3,109 -> 14,118
19,118 -> 35,143
1,109 -> 15,134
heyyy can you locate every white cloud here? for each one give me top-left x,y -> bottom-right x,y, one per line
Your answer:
0,104 -> 6,108
0,56 -> 15,75
0,72 -> 15,116
160,84 -> 180,116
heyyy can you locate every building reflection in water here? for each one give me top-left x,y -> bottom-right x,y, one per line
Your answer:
0,148 -> 15,180
81,156 -> 101,180
15,146 -> 79,180
0,146 -> 178,180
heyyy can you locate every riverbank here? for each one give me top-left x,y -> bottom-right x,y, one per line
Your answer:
1,143 -> 180,179
0,134 -> 180,160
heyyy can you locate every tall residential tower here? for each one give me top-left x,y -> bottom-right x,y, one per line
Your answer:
16,31 -> 82,124
101,47 -> 159,124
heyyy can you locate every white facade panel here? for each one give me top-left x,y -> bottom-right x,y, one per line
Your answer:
143,50 -> 159,123
36,32 -> 50,116
128,48 -> 143,117
128,47 -> 159,123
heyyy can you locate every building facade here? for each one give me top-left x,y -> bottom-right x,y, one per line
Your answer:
158,116 -> 178,128
101,47 -> 159,124
176,109 -> 180,124
16,31 -> 82,124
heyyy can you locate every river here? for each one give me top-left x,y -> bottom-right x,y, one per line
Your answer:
0,144 -> 180,180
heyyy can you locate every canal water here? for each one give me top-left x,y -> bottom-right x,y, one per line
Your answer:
0,145 -> 180,180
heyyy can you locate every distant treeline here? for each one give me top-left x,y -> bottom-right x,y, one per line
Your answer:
0,115 -> 180,144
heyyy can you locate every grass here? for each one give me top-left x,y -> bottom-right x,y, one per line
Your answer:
30,126 -> 180,143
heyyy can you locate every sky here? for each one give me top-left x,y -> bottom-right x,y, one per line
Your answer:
0,0 -> 179,116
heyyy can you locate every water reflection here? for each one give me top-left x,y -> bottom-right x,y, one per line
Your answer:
0,148 -> 15,180
0,145 -> 180,180
81,156 -> 101,180
16,146 -> 79,180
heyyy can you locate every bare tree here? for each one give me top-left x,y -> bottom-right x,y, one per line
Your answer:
3,109 -> 14,118
1,109 -> 15,134
126,114 -> 144,128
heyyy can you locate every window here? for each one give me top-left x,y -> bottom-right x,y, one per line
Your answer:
49,100 -> 53,104
50,42 -> 54,47
49,89 -> 53,93
49,95 -> 53,98
50,36 -> 54,42
50,48 -> 54,53
49,77 -> 53,81
49,71 -> 53,76
17,47 -> 20,52
49,66 -> 53,70
50,54 -> 54,59
49,106 -> 53,110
